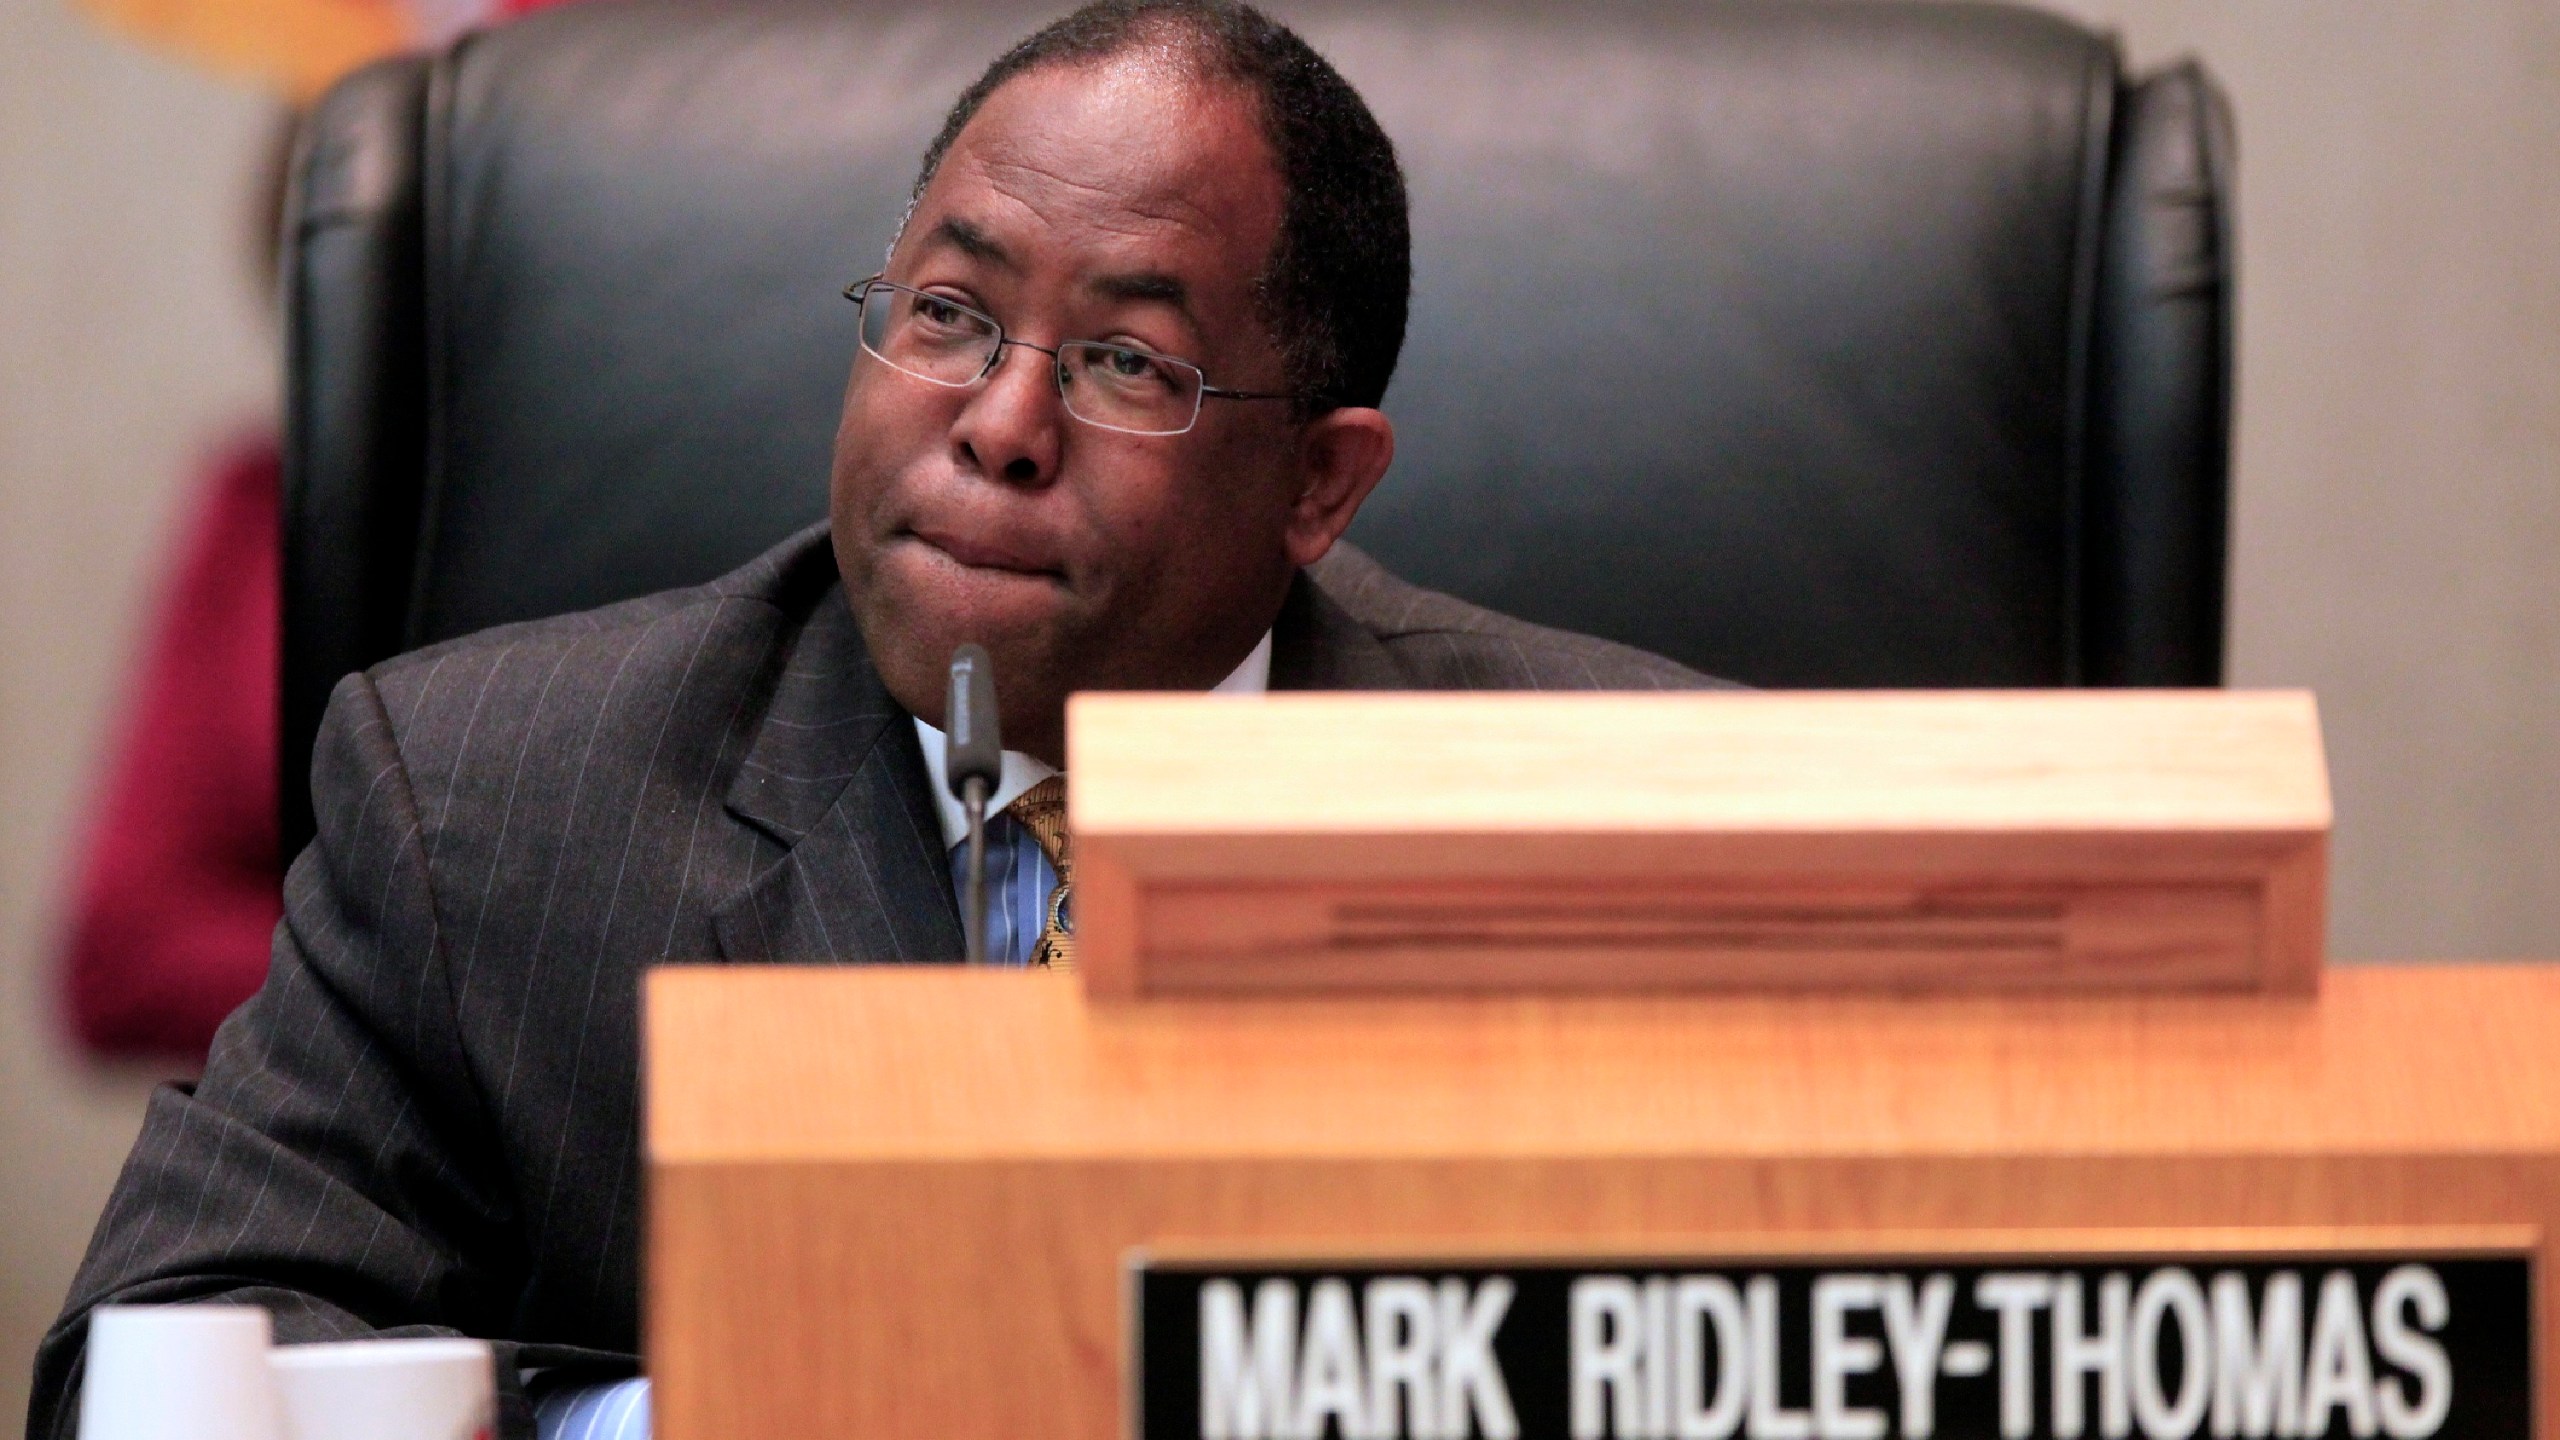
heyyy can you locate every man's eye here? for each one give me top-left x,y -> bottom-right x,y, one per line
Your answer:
908,294 -> 980,332
1097,346 -> 1155,379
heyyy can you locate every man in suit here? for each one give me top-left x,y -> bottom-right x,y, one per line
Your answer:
29,1 -> 1706,1436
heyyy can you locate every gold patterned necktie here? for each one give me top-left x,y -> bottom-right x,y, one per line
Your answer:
1005,776 -> 1073,970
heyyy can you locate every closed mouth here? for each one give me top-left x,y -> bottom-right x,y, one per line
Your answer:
903,524 -> 1065,580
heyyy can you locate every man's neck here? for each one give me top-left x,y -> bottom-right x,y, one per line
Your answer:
911,631 -> 1274,849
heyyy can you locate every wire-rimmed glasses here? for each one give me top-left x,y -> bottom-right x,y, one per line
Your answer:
844,275 -> 1301,436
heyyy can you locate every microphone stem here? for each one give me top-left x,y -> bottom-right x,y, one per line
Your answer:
962,776 -> 989,965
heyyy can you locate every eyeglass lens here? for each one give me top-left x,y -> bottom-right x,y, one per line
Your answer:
856,282 -> 1206,436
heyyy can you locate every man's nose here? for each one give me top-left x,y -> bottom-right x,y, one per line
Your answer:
949,342 -> 1064,488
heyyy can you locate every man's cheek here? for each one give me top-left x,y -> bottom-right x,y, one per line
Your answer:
839,381 -> 945,484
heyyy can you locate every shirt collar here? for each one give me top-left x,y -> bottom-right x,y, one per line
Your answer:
912,630 -> 1273,851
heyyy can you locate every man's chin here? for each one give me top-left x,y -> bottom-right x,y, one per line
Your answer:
849,551 -> 1083,718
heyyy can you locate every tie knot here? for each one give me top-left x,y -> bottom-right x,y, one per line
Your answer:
1005,776 -> 1070,872
1003,775 -> 1073,971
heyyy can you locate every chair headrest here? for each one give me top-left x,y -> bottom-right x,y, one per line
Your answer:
404,0 -> 2125,684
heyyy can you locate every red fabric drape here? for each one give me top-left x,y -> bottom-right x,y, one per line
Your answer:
64,436 -> 285,1060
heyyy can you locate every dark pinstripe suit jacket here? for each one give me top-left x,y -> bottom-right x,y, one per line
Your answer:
29,526 -> 1708,1439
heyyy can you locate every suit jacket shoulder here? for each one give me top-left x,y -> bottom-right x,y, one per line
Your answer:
28,526 -> 889,1440
1285,542 -> 1726,691
364,515 -> 837,749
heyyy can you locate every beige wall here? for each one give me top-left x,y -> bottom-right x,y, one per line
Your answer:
1,0 -> 2554,1427
2043,0 -> 2560,959
0,0 -> 279,1424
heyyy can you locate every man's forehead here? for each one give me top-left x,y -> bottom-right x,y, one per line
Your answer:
923,213 -> 1193,304
915,55 -> 1283,268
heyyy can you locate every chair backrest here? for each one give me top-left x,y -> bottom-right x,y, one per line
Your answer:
282,0 -> 2233,855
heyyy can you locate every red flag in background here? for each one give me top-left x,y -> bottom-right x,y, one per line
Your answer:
64,440 -> 284,1057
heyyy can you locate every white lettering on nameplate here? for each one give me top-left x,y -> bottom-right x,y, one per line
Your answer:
1130,1256 -> 2523,1440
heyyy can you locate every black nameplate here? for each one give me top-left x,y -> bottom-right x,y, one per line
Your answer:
1131,1251 -> 2530,1440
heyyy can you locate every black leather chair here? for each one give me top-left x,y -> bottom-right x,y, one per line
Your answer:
281,0 -> 2234,855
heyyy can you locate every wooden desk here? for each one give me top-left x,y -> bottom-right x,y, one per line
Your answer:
648,963 -> 2560,1440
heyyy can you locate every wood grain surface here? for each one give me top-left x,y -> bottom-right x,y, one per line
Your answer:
1066,692 -> 2332,996
648,965 -> 2560,1440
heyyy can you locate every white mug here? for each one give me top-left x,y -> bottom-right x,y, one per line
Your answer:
270,1338 -> 497,1440
79,1304 -> 283,1440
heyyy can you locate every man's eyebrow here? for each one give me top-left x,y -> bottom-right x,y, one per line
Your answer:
924,216 -> 1014,268
1090,271 -> 1191,311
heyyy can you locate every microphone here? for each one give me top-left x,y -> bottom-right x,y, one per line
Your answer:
944,644 -> 1002,964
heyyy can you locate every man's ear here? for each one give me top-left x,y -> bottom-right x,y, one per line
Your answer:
1281,407 -> 1396,568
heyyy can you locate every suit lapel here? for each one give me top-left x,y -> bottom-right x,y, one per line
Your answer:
712,559 -> 1397,963
710,594 -> 964,964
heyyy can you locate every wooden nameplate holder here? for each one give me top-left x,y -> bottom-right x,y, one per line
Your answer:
1070,691 -> 2331,996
